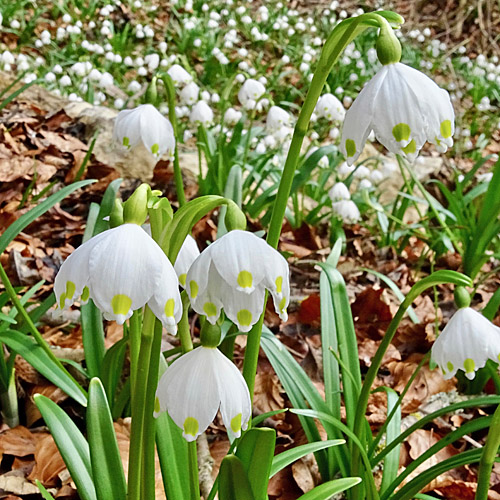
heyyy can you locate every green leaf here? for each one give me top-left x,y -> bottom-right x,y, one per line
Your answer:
0,312 -> 17,324
236,428 -> 275,500
34,395 -> 97,500
99,335 -> 128,411
87,378 -> 127,500
270,439 -> 345,478
0,330 -> 87,406
251,408 -> 287,427
0,180 -> 94,255
218,455 -> 256,500
36,480 -> 56,499
296,477 -> 362,499
92,178 -> 123,236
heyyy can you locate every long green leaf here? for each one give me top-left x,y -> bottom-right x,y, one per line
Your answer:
270,439 -> 345,478
100,335 -> 128,411
218,455 -> 256,500
87,378 -> 126,500
36,480 -> 56,499
0,330 -> 87,406
0,180 -> 94,255
34,395 -> 97,500
297,477 -> 362,499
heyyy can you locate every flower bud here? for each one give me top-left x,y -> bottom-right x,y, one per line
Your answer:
454,286 -> 471,309
224,201 -> 247,231
145,76 -> 158,105
376,22 -> 401,65
123,183 -> 150,225
200,321 -> 222,348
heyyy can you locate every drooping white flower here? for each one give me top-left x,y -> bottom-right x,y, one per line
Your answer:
54,224 -> 182,332
167,64 -> 193,86
224,107 -> 243,125
238,79 -> 265,107
341,62 -> 455,164
189,101 -> 214,126
186,230 -> 290,332
315,93 -> 345,121
266,106 -> 291,133
113,104 -> 175,160
180,81 -> 200,105
328,182 -> 350,202
431,307 -> 500,380
174,235 -> 200,288
332,200 -> 360,224
154,346 -> 251,441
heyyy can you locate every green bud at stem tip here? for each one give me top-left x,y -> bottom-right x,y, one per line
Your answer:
123,183 -> 151,226
376,22 -> 402,65
454,286 -> 471,309
224,201 -> 247,231
200,322 -> 222,348
145,76 -> 158,105
109,199 -> 124,228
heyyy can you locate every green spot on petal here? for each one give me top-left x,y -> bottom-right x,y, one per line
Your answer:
179,273 -> 187,287
446,361 -> 454,372
237,309 -> 252,327
464,358 -> 475,374
190,280 -> 199,299
154,396 -> 161,414
279,296 -> 287,312
81,286 -> 90,302
59,293 -> 66,309
203,302 -> 217,317
230,413 -> 242,433
111,294 -> 132,315
345,139 -> 356,158
440,119 -> 452,139
392,123 -> 411,142
237,270 -> 253,289
402,139 -> 416,155
498,353 -> 500,363
275,276 -> 283,294
164,298 -> 175,318
183,417 -> 199,437
123,136 -> 130,147
65,281 -> 76,300
151,143 -> 160,155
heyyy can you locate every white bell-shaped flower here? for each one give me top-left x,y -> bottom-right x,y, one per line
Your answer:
316,93 -> 346,121
180,81 -> 200,105
266,106 -> 291,133
224,107 -> 242,125
113,104 -> 175,160
328,182 -> 350,202
431,307 -> 500,380
167,64 -> 193,86
332,200 -> 360,224
54,224 -> 182,333
238,79 -> 265,107
189,100 -> 214,127
174,235 -> 200,288
340,62 -> 455,165
185,230 -> 290,332
154,346 -> 251,442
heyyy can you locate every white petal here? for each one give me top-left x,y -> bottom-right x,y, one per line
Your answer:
214,349 -> 252,440
155,347 -> 220,441
174,235 -> 200,288
138,105 -> 175,158
219,284 -> 266,333
113,108 -> 143,149
188,261 -> 224,324
88,224 -> 166,324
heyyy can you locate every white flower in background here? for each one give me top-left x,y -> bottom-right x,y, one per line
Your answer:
358,178 -> 372,190
341,63 -> 455,165
266,106 -> 291,133
186,230 -> 290,332
174,235 -> 200,287
154,346 -> 251,442
316,93 -> 345,121
55,224 -> 182,332
189,100 -> 214,126
113,104 -> 175,159
180,81 -> 200,105
353,165 -> 370,179
332,200 -> 360,223
431,307 -> 500,380
167,64 -> 193,86
238,78 -> 266,107
329,182 -> 350,202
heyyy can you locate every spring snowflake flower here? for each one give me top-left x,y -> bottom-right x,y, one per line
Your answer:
54,224 -> 182,333
167,64 -> 192,86
238,79 -> 266,107
154,346 -> 251,441
431,307 -> 500,380
189,101 -> 214,127
113,104 -> 175,160
316,93 -> 345,121
340,63 -> 455,164
174,235 -> 200,288
328,182 -> 350,202
180,81 -> 200,105
224,107 -> 242,125
266,106 -> 291,133
332,200 -> 360,224
186,230 -> 290,332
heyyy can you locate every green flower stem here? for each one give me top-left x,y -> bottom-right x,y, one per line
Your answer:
0,264 -> 87,399
188,441 -> 201,500
476,403 -> 500,500
241,108 -> 256,170
127,306 -> 156,500
178,291 -> 194,354
129,310 -> 142,397
162,74 -> 186,206
0,369 -> 19,428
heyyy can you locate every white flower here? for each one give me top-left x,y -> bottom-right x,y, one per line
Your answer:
186,230 -> 290,332
189,101 -> 214,127
154,346 -> 251,441
174,235 -> 200,287
266,106 -> 291,133
167,64 -> 192,86
54,224 -> 182,332
315,93 -> 345,121
332,200 -> 360,223
238,79 -> 265,107
329,182 -> 350,202
113,104 -> 175,159
431,307 -> 500,380
341,62 -> 455,165
180,82 -> 200,105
